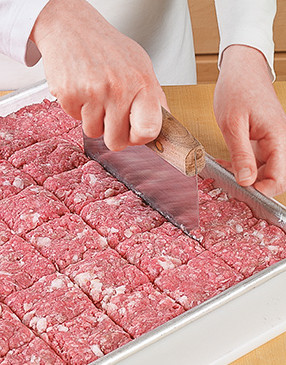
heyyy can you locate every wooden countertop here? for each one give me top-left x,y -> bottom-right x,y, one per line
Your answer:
1,83 -> 286,364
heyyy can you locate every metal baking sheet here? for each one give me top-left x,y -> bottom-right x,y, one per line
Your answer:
1,81 -> 286,365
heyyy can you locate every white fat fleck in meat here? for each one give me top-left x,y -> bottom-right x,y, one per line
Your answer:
124,229 -> 133,238
23,302 -> 33,312
72,254 -> 79,263
87,174 -> 98,186
110,227 -> 119,234
118,307 -> 126,316
2,180 -> 11,186
75,272 -> 93,286
74,193 -> 86,203
36,317 -> 47,333
0,305 -> 2,316
90,344 -> 104,357
0,131 -> 13,141
58,324 -> 69,332
104,188 -> 115,198
179,295 -> 189,307
12,176 -> 24,189
115,285 -> 126,295
35,237 -> 51,248
32,213 -> 41,225
50,278 -> 64,289
158,259 -> 176,270
235,224 -> 243,233
76,229 -> 87,239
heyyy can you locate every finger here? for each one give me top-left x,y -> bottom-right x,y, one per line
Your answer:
129,88 -> 163,146
254,151 -> 286,197
81,103 -> 105,139
103,105 -> 130,151
221,118 -> 257,186
215,159 -> 234,173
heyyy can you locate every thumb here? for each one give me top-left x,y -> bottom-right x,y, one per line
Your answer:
222,120 -> 257,186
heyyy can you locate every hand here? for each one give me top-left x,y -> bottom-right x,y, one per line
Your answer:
30,0 -> 168,151
213,45 -> 286,197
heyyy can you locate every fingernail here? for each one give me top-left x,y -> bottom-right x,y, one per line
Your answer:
237,168 -> 252,182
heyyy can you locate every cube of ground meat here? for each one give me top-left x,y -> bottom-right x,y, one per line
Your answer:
26,213 -> 108,270
44,160 -> 127,214
248,219 -> 286,260
155,251 -> 243,310
0,221 -> 12,246
102,283 -> 184,338
61,125 -> 84,151
0,160 -> 35,199
116,222 -> 204,281
64,248 -> 149,304
0,304 -> 34,357
9,138 -> 88,185
0,186 -> 68,236
5,273 -> 94,336
190,199 -> 257,245
80,191 -> 165,247
45,308 -> 131,364
0,236 -> 55,300
1,337 -> 64,365
209,233 -> 275,278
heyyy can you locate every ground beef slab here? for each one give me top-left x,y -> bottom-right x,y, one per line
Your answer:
9,138 -> 88,185
0,160 -> 35,199
248,219 -> 286,260
80,191 -> 165,247
45,308 -> 131,365
0,304 -> 34,357
190,199 -> 257,246
0,186 -> 68,236
0,236 -> 55,301
1,337 -> 64,365
116,222 -> 205,281
44,160 -> 127,214
102,283 -> 184,338
155,251 -> 243,310
5,273 -> 94,337
0,100 -> 79,160
0,221 -> 12,246
64,248 -> 149,304
209,233 -> 275,278
26,213 -> 108,270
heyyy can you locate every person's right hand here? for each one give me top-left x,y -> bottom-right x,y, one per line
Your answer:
30,0 -> 168,151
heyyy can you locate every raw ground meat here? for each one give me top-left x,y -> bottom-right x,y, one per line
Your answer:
102,283 -> 184,338
26,213 -> 108,270
64,248 -> 149,304
0,185 -> 68,236
209,233 -> 275,278
0,100 -> 79,160
116,222 -> 205,281
190,199 -> 258,246
45,308 -> 131,364
0,221 -> 12,246
155,251 -> 243,310
5,273 -> 95,337
9,138 -> 88,185
1,337 -> 64,365
248,219 -> 286,260
0,160 -> 35,199
80,191 -> 165,247
0,304 -> 34,357
44,160 -> 127,214
61,125 -> 84,150
0,236 -> 55,300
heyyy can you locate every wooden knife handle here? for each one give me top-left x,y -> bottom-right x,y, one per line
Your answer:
146,107 -> 205,176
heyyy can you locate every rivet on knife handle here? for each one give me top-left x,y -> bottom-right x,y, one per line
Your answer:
146,107 -> 205,176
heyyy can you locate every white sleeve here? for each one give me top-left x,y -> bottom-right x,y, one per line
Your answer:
214,0 -> 276,79
0,0 -> 49,66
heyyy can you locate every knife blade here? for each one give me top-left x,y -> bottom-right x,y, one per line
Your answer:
84,107 -> 205,233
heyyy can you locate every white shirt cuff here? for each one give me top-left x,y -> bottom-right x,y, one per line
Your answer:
215,0 -> 276,81
0,0 -> 50,66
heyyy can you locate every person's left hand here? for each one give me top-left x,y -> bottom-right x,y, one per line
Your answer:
213,45 -> 286,197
